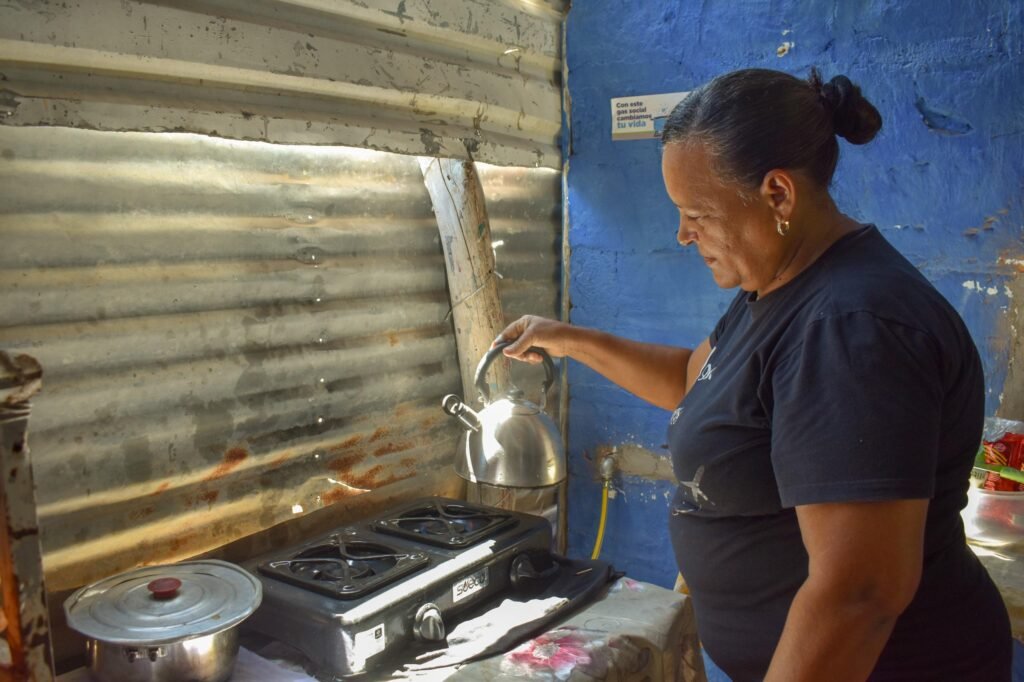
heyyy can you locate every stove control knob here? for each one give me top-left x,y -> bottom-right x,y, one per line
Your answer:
510,551 -> 559,592
413,603 -> 445,642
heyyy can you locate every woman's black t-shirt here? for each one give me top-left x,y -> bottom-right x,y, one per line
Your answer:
667,225 -> 1011,681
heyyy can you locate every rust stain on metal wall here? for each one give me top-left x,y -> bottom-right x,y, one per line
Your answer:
330,434 -> 365,452
373,440 -> 414,457
148,482 -> 170,497
128,505 -> 154,521
418,415 -> 441,430
204,446 -> 249,482
350,465 -> 414,491
321,487 -> 363,506
328,453 -> 367,474
167,531 -> 200,556
321,467 -> 415,505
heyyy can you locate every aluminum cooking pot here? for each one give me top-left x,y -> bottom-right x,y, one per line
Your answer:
64,559 -> 261,682
442,342 -> 566,487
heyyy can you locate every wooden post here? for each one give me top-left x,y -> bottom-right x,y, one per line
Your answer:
0,352 -> 54,682
419,158 -> 508,402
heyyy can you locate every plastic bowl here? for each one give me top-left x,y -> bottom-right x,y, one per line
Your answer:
962,486 -> 1024,547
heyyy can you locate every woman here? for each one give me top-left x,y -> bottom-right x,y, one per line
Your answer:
496,69 -> 1011,681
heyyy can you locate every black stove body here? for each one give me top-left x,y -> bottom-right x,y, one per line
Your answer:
242,497 -> 552,679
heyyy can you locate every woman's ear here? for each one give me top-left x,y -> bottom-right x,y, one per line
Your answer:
759,169 -> 796,220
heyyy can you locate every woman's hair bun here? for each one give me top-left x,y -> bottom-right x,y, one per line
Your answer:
811,70 -> 882,145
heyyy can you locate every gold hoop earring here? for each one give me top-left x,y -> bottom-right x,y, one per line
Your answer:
776,219 -> 790,237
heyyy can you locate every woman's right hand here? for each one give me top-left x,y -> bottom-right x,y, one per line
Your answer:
493,315 -> 575,364
496,315 -> 698,410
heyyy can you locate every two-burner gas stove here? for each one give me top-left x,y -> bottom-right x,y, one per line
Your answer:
242,497 -> 553,679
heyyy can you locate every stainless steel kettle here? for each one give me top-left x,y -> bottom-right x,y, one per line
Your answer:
442,342 -> 566,488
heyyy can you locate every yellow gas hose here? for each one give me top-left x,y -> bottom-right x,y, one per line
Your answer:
591,479 -> 610,560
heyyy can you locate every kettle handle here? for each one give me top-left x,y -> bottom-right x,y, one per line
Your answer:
475,341 -> 556,406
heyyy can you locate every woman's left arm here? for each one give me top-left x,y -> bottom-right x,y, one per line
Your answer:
764,498 -> 928,682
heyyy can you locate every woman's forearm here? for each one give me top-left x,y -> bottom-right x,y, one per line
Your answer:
764,576 -> 902,682
563,325 -> 692,411
768,500 -> 926,681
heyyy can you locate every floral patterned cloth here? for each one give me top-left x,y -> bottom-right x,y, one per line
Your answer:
503,628 -> 600,680
416,576 -> 705,682
497,624 -> 671,682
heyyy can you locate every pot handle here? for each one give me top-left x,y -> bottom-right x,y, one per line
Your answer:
474,342 -> 556,406
147,577 -> 182,600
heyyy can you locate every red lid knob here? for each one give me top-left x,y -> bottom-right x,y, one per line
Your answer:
147,577 -> 182,600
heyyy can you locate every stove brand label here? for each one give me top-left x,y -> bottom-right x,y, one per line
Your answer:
354,623 -> 387,658
453,567 -> 489,603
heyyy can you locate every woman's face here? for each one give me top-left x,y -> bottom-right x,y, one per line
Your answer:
661,142 -> 787,293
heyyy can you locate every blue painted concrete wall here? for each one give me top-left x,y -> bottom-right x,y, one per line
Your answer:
564,1 -> 1023,586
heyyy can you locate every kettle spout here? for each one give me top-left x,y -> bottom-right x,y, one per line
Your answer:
441,394 -> 481,432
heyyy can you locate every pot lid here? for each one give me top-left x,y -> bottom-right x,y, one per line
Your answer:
64,560 -> 262,645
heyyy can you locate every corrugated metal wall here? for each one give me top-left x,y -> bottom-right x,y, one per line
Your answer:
0,0 -> 563,593
0,0 -> 563,168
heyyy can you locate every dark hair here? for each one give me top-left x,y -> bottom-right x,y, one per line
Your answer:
661,68 -> 882,188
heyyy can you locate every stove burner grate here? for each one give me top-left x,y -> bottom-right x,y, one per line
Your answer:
258,536 -> 429,599
373,499 -> 516,548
